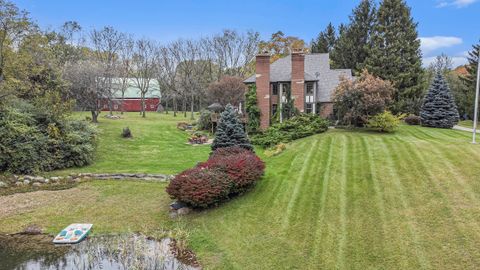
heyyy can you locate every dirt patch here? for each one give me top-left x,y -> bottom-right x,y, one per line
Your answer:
0,187 -> 98,219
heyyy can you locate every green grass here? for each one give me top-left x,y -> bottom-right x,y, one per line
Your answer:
55,112 -> 211,175
458,120 -> 478,129
2,113 -> 480,269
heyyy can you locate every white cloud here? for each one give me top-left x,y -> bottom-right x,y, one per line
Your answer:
436,0 -> 478,8
419,36 -> 463,55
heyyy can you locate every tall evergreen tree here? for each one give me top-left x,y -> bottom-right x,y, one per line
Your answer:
311,23 -> 336,53
364,0 -> 424,114
420,72 -> 459,128
212,104 -> 252,151
460,41 -> 479,119
331,0 -> 376,74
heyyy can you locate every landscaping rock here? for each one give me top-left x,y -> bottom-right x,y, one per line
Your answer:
23,180 -> 30,185
22,224 -> 43,235
50,177 -> 60,182
170,201 -> 188,210
177,207 -> 192,216
33,176 -> 45,183
32,182 -> 41,187
0,181 -> 8,188
15,181 -> 24,187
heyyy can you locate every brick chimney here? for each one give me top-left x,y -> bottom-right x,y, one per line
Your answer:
255,52 -> 270,130
291,50 -> 305,112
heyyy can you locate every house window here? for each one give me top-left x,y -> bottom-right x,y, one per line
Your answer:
272,104 -> 278,116
305,82 -> 314,103
272,83 -> 279,95
280,83 -> 290,103
306,103 -> 313,114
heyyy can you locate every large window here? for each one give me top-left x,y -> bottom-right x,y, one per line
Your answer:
280,83 -> 290,103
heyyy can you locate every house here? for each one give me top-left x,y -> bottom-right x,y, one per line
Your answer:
244,51 -> 352,129
100,79 -> 161,112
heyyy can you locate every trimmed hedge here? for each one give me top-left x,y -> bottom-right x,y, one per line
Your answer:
251,114 -> 329,148
166,147 -> 265,208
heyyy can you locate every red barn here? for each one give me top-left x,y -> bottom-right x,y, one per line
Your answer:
100,79 -> 161,112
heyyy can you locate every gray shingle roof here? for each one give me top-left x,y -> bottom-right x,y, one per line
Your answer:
244,53 -> 352,102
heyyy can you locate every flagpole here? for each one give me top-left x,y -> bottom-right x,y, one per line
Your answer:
473,50 -> 480,144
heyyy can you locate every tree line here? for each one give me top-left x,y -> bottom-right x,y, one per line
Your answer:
0,0 -> 260,122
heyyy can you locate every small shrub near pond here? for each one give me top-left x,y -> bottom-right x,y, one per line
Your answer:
166,147 -> 265,208
251,114 -> 329,148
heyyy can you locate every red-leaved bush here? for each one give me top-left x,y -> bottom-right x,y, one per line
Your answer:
167,147 -> 265,208
166,167 -> 232,208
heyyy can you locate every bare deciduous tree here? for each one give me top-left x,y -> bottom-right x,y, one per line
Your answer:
118,35 -> 134,114
64,60 -> 107,123
90,26 -> 125,115
131,38 -> 156,118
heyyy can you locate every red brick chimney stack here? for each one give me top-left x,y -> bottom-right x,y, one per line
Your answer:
255,52 -> 271,130
291,49 -> 305,112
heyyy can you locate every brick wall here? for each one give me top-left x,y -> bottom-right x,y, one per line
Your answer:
256,54 -> 271,130
291,52 -> 305,113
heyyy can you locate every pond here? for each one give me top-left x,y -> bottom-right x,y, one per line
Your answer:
0,233 -> 199,270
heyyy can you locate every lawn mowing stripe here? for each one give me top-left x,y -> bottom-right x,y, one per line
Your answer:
400,135 -> 480,267
360,136 -> 388,263
335,133 -> 350,269
281,139 -> 320,230
309,135 -> 336,267
290,136 -> 335,252
261,141 -> 309,216
381,138 -> 430,269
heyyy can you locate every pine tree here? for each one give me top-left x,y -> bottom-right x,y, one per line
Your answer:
460,41 -> 479,119
331,0 -> 376,74
212,104 -> 252,151
364,0 -> 424,114
420,72 -> 459,128
311,23 -> 336,53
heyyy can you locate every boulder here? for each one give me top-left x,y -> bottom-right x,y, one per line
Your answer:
23,180 -> 30,185
15,181 -> 24,187
32,182 -> 41,187
23,224 -> 43,235
0,181 -> 8,188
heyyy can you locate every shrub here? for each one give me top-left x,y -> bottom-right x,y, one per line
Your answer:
333,70 -> 394,127
404,114 -> 421,125
166,167 -> 232,208
122,127 -> 132,138
0,100 -> 97,174
200,149 -> 265,194
251,114 -> 329,148
197,110 -> 212,131
367,111 -> 403,133
166,146 -> 265,208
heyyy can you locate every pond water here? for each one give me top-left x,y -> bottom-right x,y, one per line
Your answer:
0,233 -> 198,270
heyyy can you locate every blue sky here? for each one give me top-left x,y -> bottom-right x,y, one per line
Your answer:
13,0 -> 480,67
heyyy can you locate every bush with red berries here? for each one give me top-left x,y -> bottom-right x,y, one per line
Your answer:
166,147 -> 265,208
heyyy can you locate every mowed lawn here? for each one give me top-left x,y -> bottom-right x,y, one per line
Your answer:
2,112 -> 480,269
56,112 -> 211,175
